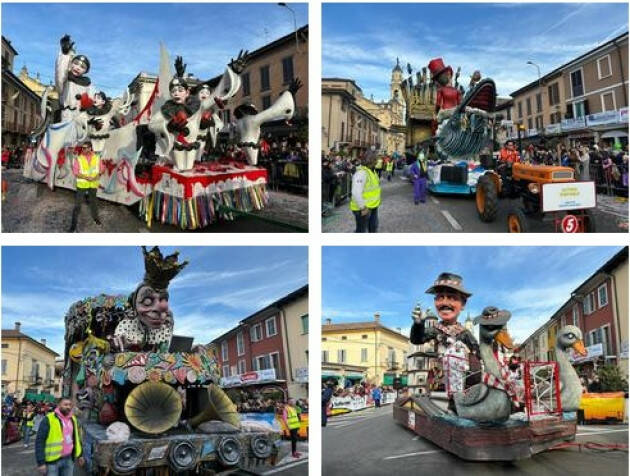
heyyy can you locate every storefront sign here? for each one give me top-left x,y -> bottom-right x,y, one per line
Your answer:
501,120 -> 514,127
586,110 -> 619,127
620,107 -> 629,123
545,123 -> 562,134
295,367 -> 308,383
542,182 -> 596,212
562,117 -> 586,130
220,368 -> 276,387
571,343 -> 603,363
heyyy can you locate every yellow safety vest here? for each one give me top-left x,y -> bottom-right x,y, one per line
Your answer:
386,161 -> 394,172
375,159 -> 383,169
25,412 -> 34,427
76,154 -> 100,189
44,412 -> 82,463
350,166 -> 381,211
286,406 -> 300,430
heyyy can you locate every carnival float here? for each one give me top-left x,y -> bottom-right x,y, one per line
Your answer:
24,35 -> 301,230
62,247 -> 281,474
394,303 -> 589,461
401,57 -> 597,232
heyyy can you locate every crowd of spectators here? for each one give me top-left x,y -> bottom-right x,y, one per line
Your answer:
2,397 -> 55,445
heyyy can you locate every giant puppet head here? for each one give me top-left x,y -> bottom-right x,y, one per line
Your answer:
425,272 -> 472,325
428,58 -> 453,87
130,246 -> 189,330
169,56 -> 191,105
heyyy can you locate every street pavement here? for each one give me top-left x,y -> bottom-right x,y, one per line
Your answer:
323,173 -> 628,233
1,438 -> 307,475
323,404 -> 629,476
1,169 -> 308,233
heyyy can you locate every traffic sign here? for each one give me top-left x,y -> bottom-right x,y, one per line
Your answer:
561,214 -> 579,233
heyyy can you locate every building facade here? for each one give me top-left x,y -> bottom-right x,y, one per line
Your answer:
2,36 -> 43,147
322,78 -> 381,157
1,322 -> 60,400
211,286 -> 308,399
520,247 -> 628,379
321,313 -> 410,385
507,32 -> 628,147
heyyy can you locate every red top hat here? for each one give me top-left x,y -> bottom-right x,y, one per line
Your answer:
428,58 -> 453,81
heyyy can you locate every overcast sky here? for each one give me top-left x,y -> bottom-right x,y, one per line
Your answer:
2,246 -> 308,355
322,246 -> 624,345
2,3 -> 308,97
323,3 -> 628,99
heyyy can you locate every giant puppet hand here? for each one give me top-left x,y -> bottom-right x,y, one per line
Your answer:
228,49 -> 249,74
60,34 -> 75,54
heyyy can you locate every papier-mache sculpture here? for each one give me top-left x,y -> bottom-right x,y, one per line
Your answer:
25,36 -> 302,229
62,247 -> 276,474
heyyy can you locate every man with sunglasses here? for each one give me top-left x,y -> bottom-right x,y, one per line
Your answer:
69,141 -> 103,232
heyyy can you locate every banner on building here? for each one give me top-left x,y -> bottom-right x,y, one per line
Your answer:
620,107 -> 629,123
586,110 -> 619,127
295,367 -> 308,383
570,342 -> 604,363
562,117 -> 586,131
541,181 -> 596,212
545,123 -> 562,134
220,368 -> 277,387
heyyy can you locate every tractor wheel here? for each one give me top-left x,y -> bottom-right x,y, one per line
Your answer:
507,207 -> 529,233
583,209 -> 596,233
475,175 -> 498,222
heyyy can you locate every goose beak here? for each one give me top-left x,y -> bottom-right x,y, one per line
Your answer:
495,329 -> 514,349
572,339 -> 587,356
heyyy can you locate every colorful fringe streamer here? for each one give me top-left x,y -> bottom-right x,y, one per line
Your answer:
139,184 -> 268,230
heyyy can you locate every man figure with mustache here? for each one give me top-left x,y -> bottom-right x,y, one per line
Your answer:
410,273 -> 480,404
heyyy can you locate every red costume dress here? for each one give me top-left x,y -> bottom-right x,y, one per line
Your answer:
436,86 -> 462,112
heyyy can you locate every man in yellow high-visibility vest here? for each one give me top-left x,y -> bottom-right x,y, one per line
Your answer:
282,398 -> 302,458
35,397 -> 84,475
350,151 -> 381,232
69,140 -> 103,232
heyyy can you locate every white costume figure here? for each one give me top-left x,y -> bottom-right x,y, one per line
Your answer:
234,78 -> 301,165
148,49 -> 243,172
55,35 -> 94,122
86,91 -> 133,153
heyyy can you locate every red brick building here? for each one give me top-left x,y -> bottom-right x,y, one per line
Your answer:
211,285 -> 308,398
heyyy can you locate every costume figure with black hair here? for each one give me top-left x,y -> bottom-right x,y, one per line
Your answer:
55,34 -> 94,122
410,272 -> 480,406
112,247 -> 189,352
85,92 -> 121,153
160,57 -> 202,171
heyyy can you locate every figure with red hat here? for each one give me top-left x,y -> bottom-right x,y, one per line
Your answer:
55,35 -> 94,122
428,58 -> 462,136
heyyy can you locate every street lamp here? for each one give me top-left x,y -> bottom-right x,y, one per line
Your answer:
278,3 -> 300,53
527,60 -> 543,139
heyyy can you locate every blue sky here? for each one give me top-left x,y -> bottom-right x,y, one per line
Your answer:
2,247 -> 308,355
323,3 -> 628,98
1,3 -> 307,97
322,246 -> 624,344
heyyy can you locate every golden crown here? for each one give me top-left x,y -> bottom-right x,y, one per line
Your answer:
142,246 -> 189,291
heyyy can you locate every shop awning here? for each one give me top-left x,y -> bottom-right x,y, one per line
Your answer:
601,130 -> 628,139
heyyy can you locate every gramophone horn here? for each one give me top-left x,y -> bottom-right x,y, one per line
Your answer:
124,381 -> 182,434
189,384 -> 240,429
